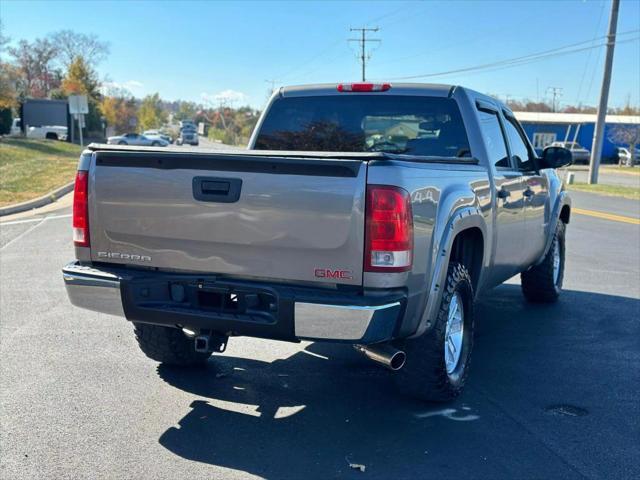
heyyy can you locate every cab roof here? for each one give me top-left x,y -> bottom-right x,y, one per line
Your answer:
280,83 -> 458,98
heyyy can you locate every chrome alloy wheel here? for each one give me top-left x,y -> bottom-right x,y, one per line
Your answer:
444,292 -> 464,375
552,237 -> 561,285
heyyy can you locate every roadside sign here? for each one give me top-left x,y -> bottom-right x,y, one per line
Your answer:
68,95 -> 89,115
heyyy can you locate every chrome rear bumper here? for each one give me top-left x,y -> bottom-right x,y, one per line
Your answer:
62,262 -> 402,343
62,263 -> 124,317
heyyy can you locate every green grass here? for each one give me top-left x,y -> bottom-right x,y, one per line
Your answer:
567,165 -> 640,176
0,138 -> 83,207
567,182 -> 640,201
601,166 -> 640,176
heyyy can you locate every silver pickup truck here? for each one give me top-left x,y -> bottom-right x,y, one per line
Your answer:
62,83 -> 572,402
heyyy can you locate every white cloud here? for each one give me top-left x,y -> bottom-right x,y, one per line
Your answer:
201,89 -> 248,105
100,80 -> 144,95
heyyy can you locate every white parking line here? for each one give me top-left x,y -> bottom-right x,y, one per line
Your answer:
0,213 -> 71,226
0,214 -> 71,250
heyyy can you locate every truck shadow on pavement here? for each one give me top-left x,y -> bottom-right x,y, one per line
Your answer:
156,284 -> 640,479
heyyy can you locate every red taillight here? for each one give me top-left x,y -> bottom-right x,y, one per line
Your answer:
73,171 -> 90,247
337,83 -> 391,92
365,185 -> 413,272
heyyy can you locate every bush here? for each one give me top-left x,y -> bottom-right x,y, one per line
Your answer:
0,109 -> 12,135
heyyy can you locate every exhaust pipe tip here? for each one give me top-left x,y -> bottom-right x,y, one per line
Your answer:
355,344 -> 406,371
387,350 -> 407,371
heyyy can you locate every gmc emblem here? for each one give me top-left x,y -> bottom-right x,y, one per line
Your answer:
314,268 -> 353,280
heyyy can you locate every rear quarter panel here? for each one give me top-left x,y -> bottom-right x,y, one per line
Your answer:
365,160 -> 493,338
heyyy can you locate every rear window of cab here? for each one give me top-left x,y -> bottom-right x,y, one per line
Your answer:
255,95 -> 471,157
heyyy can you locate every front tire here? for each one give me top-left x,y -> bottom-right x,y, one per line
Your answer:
133,323 -> 211,366
521,221 -> 566,303
395,262 -> 474,402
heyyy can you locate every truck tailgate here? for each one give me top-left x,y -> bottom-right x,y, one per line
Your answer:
88,150 -> 367,286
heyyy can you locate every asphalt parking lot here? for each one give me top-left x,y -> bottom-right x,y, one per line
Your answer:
1,190 -> 639,479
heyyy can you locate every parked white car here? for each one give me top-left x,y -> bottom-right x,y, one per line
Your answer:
107,133 -> 169,147
9,118 -> 68,140
615,147 -> 639,165
550,141 -> 590,164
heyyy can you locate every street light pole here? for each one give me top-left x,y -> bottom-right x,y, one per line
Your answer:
589,0 -> 620,184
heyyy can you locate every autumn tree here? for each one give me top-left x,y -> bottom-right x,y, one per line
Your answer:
61,55 -> 103,133
0,22 -> 18,111
61,56 -> 99,97
101,95 -> 137,133
138,93 -> 167,131
8,38 -> 61,98
174,101 -> 197,122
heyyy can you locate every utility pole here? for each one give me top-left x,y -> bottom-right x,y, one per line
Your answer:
265,79 -> 277,94
349,27 -> 380,81
265,79 -> 278,102
589,0 -> 620,184
547,86 -> 563,112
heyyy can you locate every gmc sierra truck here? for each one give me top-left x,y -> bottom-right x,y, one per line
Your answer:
62,83 -> 572,402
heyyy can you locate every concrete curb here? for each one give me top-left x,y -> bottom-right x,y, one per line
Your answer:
0,181 -> 75,217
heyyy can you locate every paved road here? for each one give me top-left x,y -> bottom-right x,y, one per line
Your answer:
1,192 -> 639,479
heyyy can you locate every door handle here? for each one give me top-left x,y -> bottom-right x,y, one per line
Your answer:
523,187 -> 534,198
201,180 -> 230,195
497,188 -> 510,199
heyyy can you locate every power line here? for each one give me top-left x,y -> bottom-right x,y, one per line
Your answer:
434,37 -> 638,80
383,29 -> 639,81
575,1 -> 606,105
348,27 -> 381,81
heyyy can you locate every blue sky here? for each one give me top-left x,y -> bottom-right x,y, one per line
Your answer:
3,0 -> 639,110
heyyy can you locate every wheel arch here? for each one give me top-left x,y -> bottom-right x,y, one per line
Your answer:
536,190 -> 571,266
411,207 -> 488,339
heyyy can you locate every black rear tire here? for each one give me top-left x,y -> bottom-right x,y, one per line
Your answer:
133,323 -> 211,366
521,221 -> 566,303
394,262 -> 474,402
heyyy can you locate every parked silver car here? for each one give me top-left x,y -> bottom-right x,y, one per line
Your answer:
107,133 -> 169,147
550,141 -> 590,164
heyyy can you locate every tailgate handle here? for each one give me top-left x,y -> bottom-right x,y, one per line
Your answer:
193,177 -> 242,203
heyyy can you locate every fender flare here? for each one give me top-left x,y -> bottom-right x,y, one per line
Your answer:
410,206 -> 488,339
535,190 -> 571,266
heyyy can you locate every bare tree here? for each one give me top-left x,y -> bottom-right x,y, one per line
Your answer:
8,38 -> 60,98
50,30 -> 110,69
608,124 -> 640,166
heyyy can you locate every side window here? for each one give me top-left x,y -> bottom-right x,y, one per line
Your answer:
478,110 -> 510,169
504,116 -> 535,171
